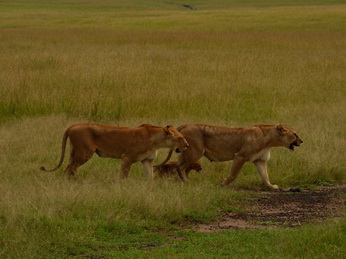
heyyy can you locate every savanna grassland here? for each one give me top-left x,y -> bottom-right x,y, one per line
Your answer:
1,0 -> 345,257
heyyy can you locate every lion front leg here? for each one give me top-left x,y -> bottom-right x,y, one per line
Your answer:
141,159 -> 154,179
253,160 -> 279,190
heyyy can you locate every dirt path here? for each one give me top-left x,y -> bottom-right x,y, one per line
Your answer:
195,185 -> 346,232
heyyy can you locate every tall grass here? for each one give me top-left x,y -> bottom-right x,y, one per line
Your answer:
1,30 -> 345,122
0,0 -> 345,257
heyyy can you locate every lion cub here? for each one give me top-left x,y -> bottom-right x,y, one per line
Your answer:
154,161 -> 202,179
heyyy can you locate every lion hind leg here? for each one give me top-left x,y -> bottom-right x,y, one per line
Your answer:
177,158 -> 191,183
64,148 -> 94,179
64,164 -> 78,180
222,156 -> 246,186
185,167 -> 192,178
177,147 -> 204,182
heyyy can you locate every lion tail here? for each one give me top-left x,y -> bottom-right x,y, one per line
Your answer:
154,148 -> 174,168
40,129 -> 69,172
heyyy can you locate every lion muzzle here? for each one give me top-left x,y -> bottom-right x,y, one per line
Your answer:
289,137 -> 303,151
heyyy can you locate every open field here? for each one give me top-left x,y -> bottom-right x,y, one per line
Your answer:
1,0 -> 345,257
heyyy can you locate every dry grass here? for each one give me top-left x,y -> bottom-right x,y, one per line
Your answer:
1,30 -> 345,122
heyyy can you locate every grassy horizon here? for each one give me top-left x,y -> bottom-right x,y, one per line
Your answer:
0,0 -> 345,257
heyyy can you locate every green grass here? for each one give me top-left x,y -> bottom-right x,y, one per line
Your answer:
0,0 -> 346,257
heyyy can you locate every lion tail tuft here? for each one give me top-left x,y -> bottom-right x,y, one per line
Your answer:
40,166 -> 53,172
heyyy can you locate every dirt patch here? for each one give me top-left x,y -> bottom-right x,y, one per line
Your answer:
195,185 -> 346,232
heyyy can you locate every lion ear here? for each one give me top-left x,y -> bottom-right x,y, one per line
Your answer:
164,125 -> 173,135
276,124 -> 286,135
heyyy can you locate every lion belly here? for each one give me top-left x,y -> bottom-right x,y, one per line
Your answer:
95,148 -> 123,159
204,150 -> 235,162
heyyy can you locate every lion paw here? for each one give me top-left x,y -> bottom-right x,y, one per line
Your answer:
221,179 -> 231,186
271,184 -> 279,190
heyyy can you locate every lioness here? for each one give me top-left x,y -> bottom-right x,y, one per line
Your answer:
161,124 -> 302,190
40,123 -> 189,179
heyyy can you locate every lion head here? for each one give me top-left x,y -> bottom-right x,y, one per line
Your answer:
276,125 -> 303,151
163,125 -> 189,151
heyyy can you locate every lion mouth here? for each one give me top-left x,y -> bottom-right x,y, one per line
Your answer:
289,141 -> 300,151
176,146 -> 189,153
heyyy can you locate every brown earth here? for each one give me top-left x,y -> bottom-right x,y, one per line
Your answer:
195,185 -> 346,232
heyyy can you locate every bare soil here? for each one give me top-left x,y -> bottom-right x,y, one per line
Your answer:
195,185 -> 346,232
